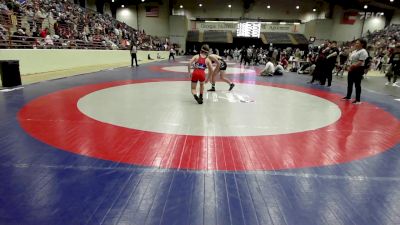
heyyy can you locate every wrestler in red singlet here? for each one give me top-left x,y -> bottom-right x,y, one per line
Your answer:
191,54 -> 207,83
188,44 -> 213,104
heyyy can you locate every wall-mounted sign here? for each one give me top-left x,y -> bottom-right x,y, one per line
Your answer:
194,22 -> 304,33
359,12 -> 384,20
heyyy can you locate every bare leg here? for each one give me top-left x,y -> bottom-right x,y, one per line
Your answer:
192,82 -> 203,104
191,82 -> 197,96
208,71 -> 216,91
219,70 -> 232,84
199,82 -> 204,95
220,70 -> 235,91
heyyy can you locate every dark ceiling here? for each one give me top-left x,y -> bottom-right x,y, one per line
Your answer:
116,0 -> 400,12
324,0 -> 400,10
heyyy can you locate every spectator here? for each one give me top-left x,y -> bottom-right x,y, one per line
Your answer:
168,46 -> 175,61
260,58 -> 275,76
342,39 -> 368,104
130,43 -> 138,67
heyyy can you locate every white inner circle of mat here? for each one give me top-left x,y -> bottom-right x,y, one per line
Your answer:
162,66 -> 255,74
178,60 -> 236,65
77,81 -> 341,136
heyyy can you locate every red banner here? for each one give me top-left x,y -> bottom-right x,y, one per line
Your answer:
341,11 -> 358,25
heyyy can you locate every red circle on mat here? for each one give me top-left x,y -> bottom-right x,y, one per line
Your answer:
18,79 -> 400,171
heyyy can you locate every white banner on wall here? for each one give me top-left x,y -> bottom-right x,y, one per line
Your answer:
193,22 -> 305,33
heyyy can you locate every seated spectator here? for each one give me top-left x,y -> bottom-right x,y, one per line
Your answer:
280,56 -> 289,69
44,34 -> 54,46
40,28 -> 49,39
148,54 -> 153,60
274,63 -> 284,75
260,58 -> 275,76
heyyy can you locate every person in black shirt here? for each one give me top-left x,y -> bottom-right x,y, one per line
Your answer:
322,41 -> 339,86
336,48 -> 349,77
386,45 -> 400,86
309,43 -> 328,84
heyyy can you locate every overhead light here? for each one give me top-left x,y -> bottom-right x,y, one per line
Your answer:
364,5 -> 368,9
180,5 -> 183,8
390,0 -> 394,2
296,5 -> 300,9
265,22 -> 272,24
111,0 -> 114,2
381,12 -> 385,15
121,4 -> 124,7
280,22 -> 287,24
199,3 -> 202,7
313,8 -> 316,12
141,0 -> 145,2
294,22 -> 300,25
228,4 -> 232,8
267,5 -> 270,9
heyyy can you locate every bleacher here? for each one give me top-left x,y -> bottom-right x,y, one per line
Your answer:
262,32 -> 292,44
203,31 -> 229,43
186,30 -> 200,42
291,33 -> 309,45
187,29 -> 308,46
0,0 -> 168,50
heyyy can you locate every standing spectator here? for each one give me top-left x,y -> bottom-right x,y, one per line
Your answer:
130,43 -> 138,67
342,39 -> 368,104
386,45 -> 400,86
168,46 -> 175,61
336,48 -> 349,77
240,47 -> 246,65
323,41 -> 339,87
272,48 -> 278,64
309,43 -> 328,84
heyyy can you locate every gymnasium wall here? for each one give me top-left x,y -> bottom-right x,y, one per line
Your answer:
330,5 -> 385,41
116,6 -> 139,30
86,0 -> 97,12
305,5 -> 386,43
84,0 -> 112,16
104,2 -> 112,17
390,10 -> 400,24
116,2 -> 170,37
137,2 -> 170,37
173,0 -> 329,21
169,16 -> 188,51
0,49 -> 170,75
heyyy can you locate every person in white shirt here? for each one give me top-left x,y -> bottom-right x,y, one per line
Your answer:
342,39 -> 368,104
130,44 -> 138,67
260,58 -> 275,76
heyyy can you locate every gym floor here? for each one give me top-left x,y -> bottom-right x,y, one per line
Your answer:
1,58 -> 400,225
